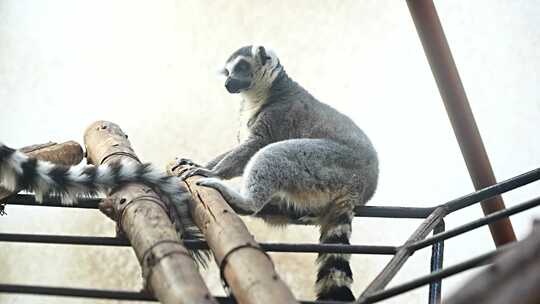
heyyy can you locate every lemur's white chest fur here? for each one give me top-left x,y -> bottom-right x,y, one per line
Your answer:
227,45 -> 281,143
237,90 -> 267,143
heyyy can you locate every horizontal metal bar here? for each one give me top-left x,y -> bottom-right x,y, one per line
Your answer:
0,284 -> 156,302
7,167 -> 540,219
0,233 -> 397,255
4,194 -> 102,209
0,233 -> 130,246
0,241 -> 517,304
4,168 -> 539,223
0,284 -> 343,304
443,167 -> 540,213
4,194 -> 435,218
353,206 -> 434,218
358,243 -> 513,304
261,242 -> 396,254
409,195 -> 540,251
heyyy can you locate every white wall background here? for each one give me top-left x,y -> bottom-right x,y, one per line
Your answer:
0,1 -> 539,303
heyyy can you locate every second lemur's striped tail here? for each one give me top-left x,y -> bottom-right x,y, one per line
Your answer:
0,142 -> 207,265
316,205 -> 355,301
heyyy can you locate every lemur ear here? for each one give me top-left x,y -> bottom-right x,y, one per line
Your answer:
257,46 -> 271,65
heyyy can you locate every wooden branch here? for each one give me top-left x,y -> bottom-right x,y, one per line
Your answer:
445,219 -> 540,304
84,121 -> 216,304
168,164 -> 298,304
19,141 -> 83,164
0,141 -> 84,200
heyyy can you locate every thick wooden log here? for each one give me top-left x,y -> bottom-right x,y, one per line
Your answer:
445,219 -> 540,304
168,164 -> 298,304
0,141 -> 84,200
84,121 -> 216,304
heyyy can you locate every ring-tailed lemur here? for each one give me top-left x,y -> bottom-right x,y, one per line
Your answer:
180,45 -> 379,301
0,143 -> 206,264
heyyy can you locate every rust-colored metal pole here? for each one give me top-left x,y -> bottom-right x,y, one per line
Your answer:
406,0 -> 516,246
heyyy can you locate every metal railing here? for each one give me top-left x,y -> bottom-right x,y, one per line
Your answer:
1,167 -> 539,303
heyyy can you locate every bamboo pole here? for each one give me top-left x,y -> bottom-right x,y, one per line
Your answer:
84,120 -> 216,304
0,141 -> 84,200
168,164 -> 298,304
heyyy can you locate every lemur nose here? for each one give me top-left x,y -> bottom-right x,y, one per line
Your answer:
225,78 -> 250,93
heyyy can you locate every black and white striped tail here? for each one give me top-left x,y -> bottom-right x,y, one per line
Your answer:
316,210 -> 355,301
0,142 -> 207,265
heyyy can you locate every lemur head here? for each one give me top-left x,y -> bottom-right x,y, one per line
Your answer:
220,45 -> 282,95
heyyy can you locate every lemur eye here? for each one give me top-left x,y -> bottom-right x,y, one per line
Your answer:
234,60 -> 250,73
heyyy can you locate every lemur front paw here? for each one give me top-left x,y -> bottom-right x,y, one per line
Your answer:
195,177 -> 231,201
174,157 -> 201,168
195,177 -> 224,189
180,167 -> 216,180
195,178 -> 254,213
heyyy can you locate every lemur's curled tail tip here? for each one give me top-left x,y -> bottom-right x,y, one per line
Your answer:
0,142 -> 208,265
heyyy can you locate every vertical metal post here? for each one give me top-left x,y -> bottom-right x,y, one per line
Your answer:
406,0 -> 516,246
428,220 -> 445,304
358,207 -> 447,301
